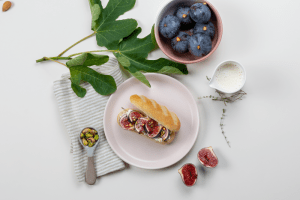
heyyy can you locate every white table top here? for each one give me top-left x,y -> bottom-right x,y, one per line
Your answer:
1,0 -> 300,199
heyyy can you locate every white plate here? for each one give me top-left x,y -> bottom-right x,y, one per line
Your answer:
103,73 -> 199,169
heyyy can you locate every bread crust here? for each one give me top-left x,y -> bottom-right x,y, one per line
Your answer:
130,95 -> 181,132
117,108 -> 176,145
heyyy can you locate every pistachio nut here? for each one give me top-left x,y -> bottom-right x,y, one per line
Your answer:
94,134 -> 99,141
82,128 -> 91,134
88,142 -> 94,147
87,138 -> 96,143
85,133 -> 93,138
80,133 -> 85,139
82,138 -> 88,146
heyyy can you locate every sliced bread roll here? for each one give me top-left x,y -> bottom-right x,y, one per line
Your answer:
130,94 -> 181,132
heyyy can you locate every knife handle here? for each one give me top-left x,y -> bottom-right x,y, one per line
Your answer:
86,157 -> 97,185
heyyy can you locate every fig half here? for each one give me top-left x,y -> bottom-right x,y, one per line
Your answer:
178,163 -> 198,187
145,119 -> 158,133
119,114 -> 135,131
160,127 -> 170,141
148,125 -> 162,138
128,111 -> 143,123
197,146 -> 218,168
135,117 -> 149,133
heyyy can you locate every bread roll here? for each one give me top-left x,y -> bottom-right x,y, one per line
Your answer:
130,94 -> 181,132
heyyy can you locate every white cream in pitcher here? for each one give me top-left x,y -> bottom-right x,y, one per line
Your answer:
214,63 -> 244,92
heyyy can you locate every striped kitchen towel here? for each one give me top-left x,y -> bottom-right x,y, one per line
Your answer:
53,57 -> 126,182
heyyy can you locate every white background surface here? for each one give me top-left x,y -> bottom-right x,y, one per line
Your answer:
1,0 -> 300,199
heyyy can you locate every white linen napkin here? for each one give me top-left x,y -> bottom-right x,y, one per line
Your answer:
53,57 -> 125,182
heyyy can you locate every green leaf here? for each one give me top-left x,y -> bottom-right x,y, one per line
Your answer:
125,57 -> 188,74
109,27 -> 187,74
107,27 -> 188,85
157,66 -> 186,75
113,51 -> 188,74
89,0 -> 102,7
71,81 -> 87,98
118,27 -> 155,58
89,0 -> 103,30
96,19 -> 138,47
128,70 -> 151,87
92,5 -> 101,23
66,53 -> 109,67
69,65 -> 117,96
151,24 -> 159,51
94,0 -> 138,47
117,56 -> 130,67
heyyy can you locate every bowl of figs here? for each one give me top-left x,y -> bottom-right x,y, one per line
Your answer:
155,0 -> 223,64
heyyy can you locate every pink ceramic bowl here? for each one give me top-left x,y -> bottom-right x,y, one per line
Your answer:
155,0 -> 223,64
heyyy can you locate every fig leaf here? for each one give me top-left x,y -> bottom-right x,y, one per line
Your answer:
108,27 -> 188,87
67,53 -> 109,67
128,70 -> 151,87
89,0 -> 103,30
37,0 -> 189,97
151,24 -> 159,51
71,81 -> 87,98
93,0 -> 138,47
66,53 -> 115,97
69,65 -> 117,96
157,66 -> 186,75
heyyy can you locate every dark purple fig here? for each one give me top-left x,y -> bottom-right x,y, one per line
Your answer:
178,163 -> 198,187
119,114 -> 135,131
198,146 -> 218,168
145,119 -> 158,133
148,125 -> 163,138
128,111 -> 143,123
160,127 -> 170,141
135,117 -> 149,133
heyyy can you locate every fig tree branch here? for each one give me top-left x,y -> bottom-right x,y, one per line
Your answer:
57,32 -> 96,57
